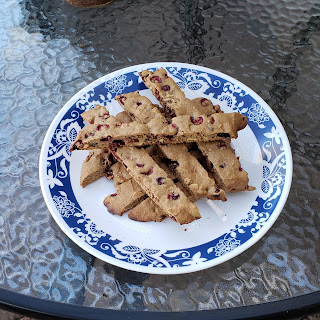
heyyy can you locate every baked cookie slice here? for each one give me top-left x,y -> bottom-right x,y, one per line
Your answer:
80,150 -> 112,187
116,91 -> 226,201
70,110 -> 247,151
112,147 -> 201,225
140,68 -> 254,192
139,68 -> 222,117
103,179 -> 147,216
128,198 -> 168,222
79,108 -> 132,187
105,146 -> 194,222
81,104 -> 110,124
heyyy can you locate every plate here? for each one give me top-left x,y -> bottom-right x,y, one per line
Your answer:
39,62 -> 292,274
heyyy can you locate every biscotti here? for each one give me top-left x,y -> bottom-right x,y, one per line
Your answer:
139,68 -> 222,116
128,198 -> 168,222
116,91 -> 226,201
70,111 -> 248,151
103,179 -> 147,216
80,150 -> 112,187
79,107 -> 132,187
112,147 -> 201,225
140,68 -> 253,193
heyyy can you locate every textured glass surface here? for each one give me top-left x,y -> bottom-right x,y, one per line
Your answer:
0,0 -> 319,313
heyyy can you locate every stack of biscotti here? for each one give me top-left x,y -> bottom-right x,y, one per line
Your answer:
71,68 -> 255,225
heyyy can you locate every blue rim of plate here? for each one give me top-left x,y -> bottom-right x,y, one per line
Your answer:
39,62 -> 293,274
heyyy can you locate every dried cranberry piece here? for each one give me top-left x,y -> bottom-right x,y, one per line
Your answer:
105,171 -> 114,180
119,96 -> 127,105
84,134 -> 88,139
150,75 -> 162,83
164,73 -> 169,78
190,116 -> 204,125
217,133 -> 230,138
136,102 -> 142,106
156,177 -> 165,185
217,142 -> 227,149
162,85 -> 170,91
97,124 -> 109,130
239,167 -> 243,171
142,168 -> 154,175
110,193 -> 117,197
99,112 -> 109,118
136,163 -> 144,167
100,136 -> 112,142
167,192 -> 180,200
200,98 -> 209,106
171,123 -> 177,129
210,117 -> 215,124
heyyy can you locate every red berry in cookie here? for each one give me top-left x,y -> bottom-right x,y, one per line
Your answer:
142,168 -> 154,175
150,76 -> 162,83
167,192 -> 180,200
156,177 -> 165,185
190,116 -> 204,125
200,98 -> 209,106
119,96 -> 127,105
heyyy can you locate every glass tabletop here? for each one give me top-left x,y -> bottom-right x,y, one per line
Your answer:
0,0 -> 319,318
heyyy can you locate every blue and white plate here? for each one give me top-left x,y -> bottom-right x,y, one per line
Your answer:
39,62 -> 292,274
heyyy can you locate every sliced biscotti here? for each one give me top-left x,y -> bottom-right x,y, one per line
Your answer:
139,68 -> 200,117
80,150 -> 112,187
79,108 -> 132,187
111,162 -> 132,186
159,144 -> 226,201
191,97 -> 222,115
140,68 -> 254,192
116,92 -> 167,126
112,147 -> 201,225
128,198 -> 168,222
198,140 -> 254,192
139,68 -> 222,117
70,110 -> 247,151
103,179 -> 147,216
116,91 -> 226,201
81,105 -> 110,124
